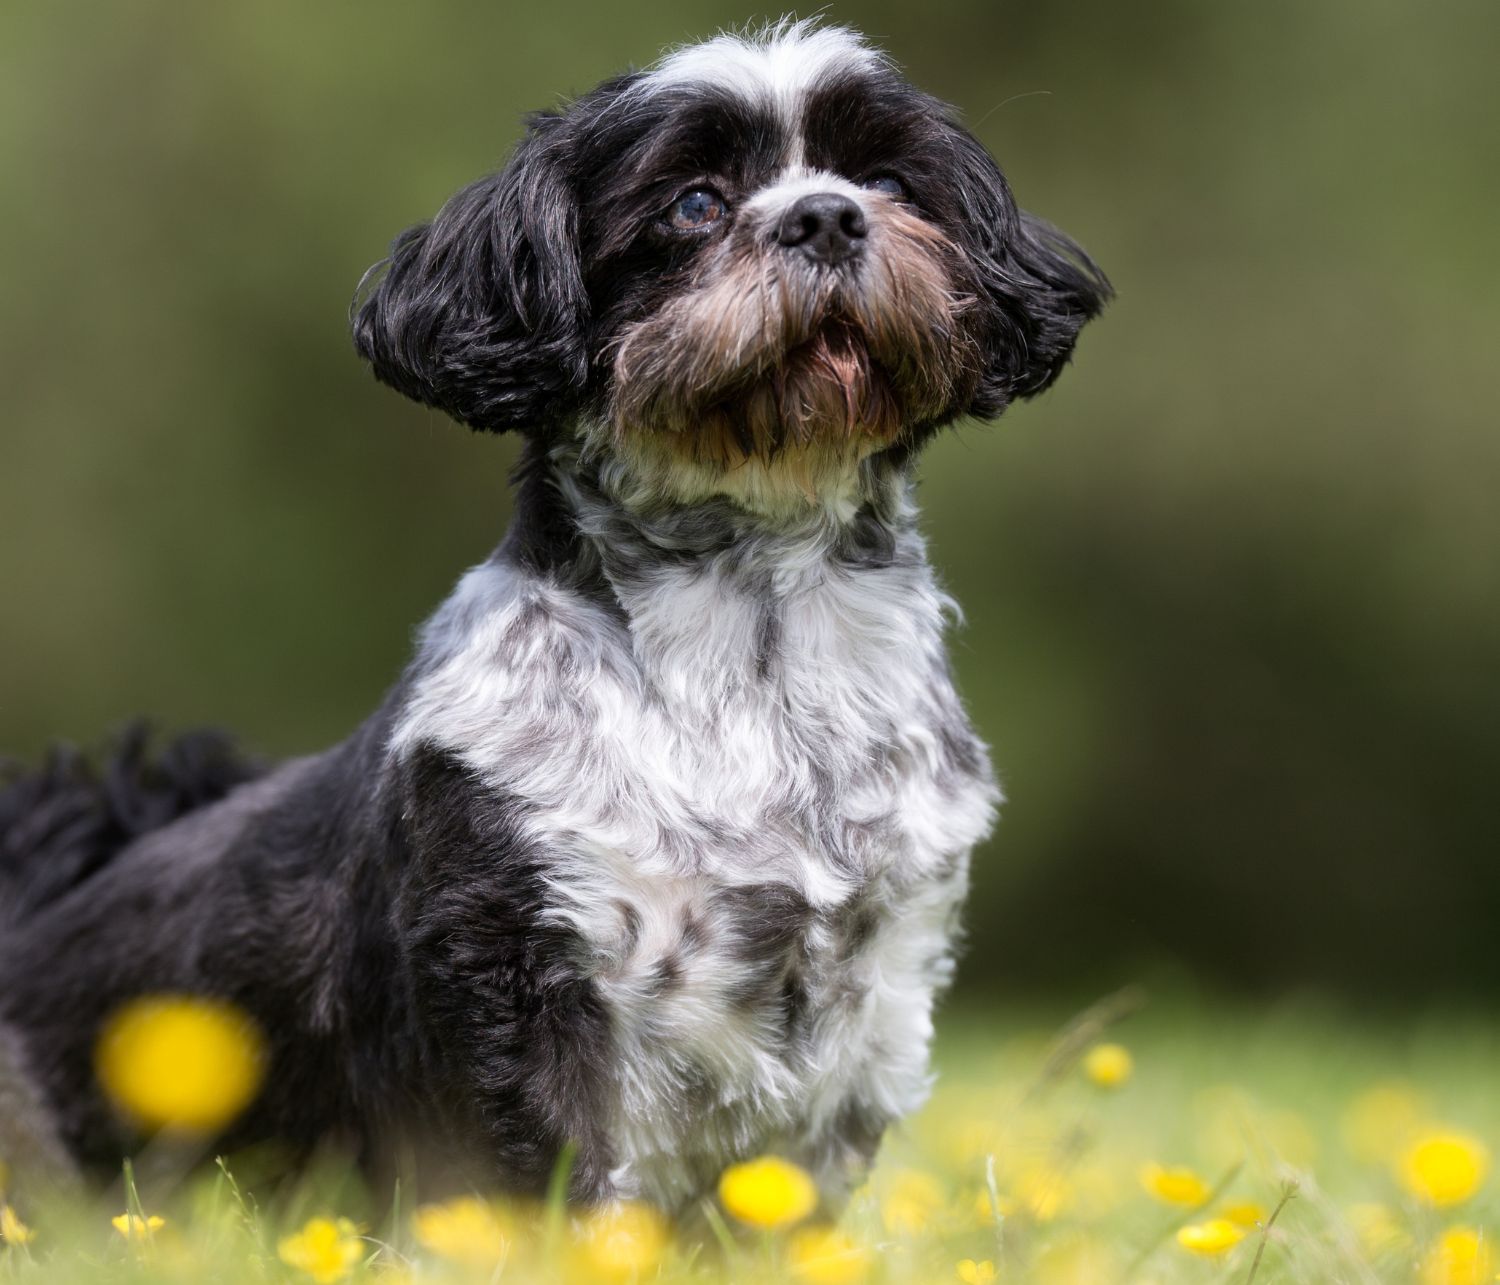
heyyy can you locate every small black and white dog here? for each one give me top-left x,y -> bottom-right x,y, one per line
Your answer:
0,22 -> 1106,1212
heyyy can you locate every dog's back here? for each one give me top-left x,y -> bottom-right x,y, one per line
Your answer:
0,725 -> 261,926
0,727 -> 262,1187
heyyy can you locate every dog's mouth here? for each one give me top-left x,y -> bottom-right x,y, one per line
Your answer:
607,207 -> 979,469
687,320 -> 903,463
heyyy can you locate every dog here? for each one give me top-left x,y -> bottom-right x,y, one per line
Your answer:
0,20 -> 1107,1214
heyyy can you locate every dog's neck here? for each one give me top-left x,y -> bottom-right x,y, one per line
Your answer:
473,435 -> 944,699
521,435 -> 927,587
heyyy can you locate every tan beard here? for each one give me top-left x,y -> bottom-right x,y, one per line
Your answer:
607,202 -> 977,471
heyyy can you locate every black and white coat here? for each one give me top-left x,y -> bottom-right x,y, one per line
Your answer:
0,21 -> 1106,1213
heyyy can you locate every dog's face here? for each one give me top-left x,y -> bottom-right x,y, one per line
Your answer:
354,23 -> 1108,489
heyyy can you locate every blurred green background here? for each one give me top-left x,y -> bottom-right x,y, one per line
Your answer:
2,2 -> 1496,1002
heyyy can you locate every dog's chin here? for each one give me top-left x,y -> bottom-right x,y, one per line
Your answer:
594,323 -> 945,512
642,323 -> 905,469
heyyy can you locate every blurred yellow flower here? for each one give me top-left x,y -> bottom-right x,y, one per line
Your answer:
111,1212 -> 166,1240
1081,1043 -> 1133,1089
95,995 -> 266,1134
1012,1163 -> 1071,1222
1420,1225 -> 1494,1285
972,1187 -> 1017,1225
1139,1163 -> 1210,1207
1,1204 -> 34,1247
1030,1236 -> 1116,1284
787,1225 -> 872,1283
1341,1082 -> 1427,1164
576,1201 -> 668,1280
1193,1085 -> 1255,1170
957,1258 -> 998,1283
929,1106 -> 1005,1167
1220,1200 -> 1267,1228
1400,1132 -> 1489,1207
719,1156 -> 818,1229
411,1196 -> 508,1267
1348,1201 -> 1408,1255
881,1169 -> 946,1234
1262,1108 -> 1319,1169
1195,1085 -> 1318,1171
1069,1159 -> 1125,1221
277,1216 -> 365,1283
1175,1218 -> 1246,1256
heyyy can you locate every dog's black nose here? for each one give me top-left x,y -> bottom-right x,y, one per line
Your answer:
775,193 -> 868,265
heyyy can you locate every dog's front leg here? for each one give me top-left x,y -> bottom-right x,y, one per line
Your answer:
393,744 -> 615,1201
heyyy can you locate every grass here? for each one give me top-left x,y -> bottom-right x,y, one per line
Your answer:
3,991 -> 1497,1283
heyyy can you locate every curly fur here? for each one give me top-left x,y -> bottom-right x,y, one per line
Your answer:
0,725 -> 261,927
0,20 -> 1106,1211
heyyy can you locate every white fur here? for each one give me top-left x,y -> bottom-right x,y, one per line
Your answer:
393,456 -> 998,1211
645,20 -> 885,168
741,167 -> 871,218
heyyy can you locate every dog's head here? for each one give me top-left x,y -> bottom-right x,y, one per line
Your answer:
353,22 -> 1109,496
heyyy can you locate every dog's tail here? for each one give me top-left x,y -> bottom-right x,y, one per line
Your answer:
0,723 -> 263,925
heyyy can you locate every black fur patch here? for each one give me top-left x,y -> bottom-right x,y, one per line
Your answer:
392,744 -> 615,1199
0,724 -> 261,925
801,69 -> 1112,419
0,718 -> 611,1199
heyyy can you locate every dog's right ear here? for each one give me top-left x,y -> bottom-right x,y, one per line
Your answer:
352,118 -> 588,433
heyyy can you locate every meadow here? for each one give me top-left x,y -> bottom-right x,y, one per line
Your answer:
2,8 -> 1494,1281
3,993 -> 1495,1284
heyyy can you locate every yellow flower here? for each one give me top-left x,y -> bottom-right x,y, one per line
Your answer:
1,1204 -> 34,1247
1139,1163 -> 1210,1207
1175,1218 -> 1246,1256
576,1202 -> 669,1280
1400,1133 -> 1490,1207
1342,1082 -> 1427,1164
719,1156 -> 818,1229
787,1225 -> 873,1283
111,1212 -> 166,1240
1220,1201 -> 1267,1228
881,1169 -> 946,1234
957,1259 -> 998,1283
277,1217 -> 365,1283
1081,1043 -> 1133,1089
95,996 -> 266,1134
1420,1225 -> 1494,1285
411,1196 -> 508,1267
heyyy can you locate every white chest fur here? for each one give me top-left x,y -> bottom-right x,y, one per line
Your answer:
392,487 -> 998,1211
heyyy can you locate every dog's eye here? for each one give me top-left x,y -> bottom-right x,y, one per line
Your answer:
667,188 -> 727,230
859,174 -> 908,200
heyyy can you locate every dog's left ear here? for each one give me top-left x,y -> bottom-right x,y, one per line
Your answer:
352,116 -> 588,433
945,126 -> 1112,417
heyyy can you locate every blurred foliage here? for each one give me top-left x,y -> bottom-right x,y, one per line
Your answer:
1,2 -> 1496,999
